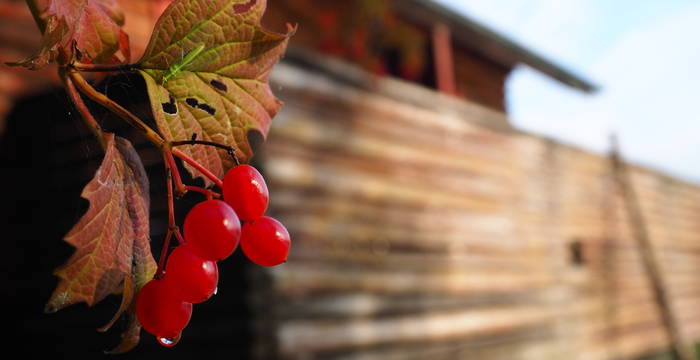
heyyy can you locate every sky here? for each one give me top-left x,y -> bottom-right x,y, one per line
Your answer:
434,0 -> 700,184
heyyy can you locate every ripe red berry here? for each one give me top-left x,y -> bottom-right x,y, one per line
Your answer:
241,216 -> 291,266
165,245 -> 218,303
183,199 -> 241,261
136,278 -> 193,340
223,164 -> 269,221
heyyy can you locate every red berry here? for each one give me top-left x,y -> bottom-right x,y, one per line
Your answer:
223,165 -> 269,221
241,216 -> 291,266
165,245 -> 218,303
136,278 -> 193,340
183,199 -> 241,261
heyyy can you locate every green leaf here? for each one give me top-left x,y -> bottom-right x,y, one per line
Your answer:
139,0 -> 293,181
9,0 -> 129,69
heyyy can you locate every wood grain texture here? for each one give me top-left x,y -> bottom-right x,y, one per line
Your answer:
255,62 -> 700,359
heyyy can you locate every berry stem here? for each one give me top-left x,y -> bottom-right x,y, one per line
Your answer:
164,148 -> 187,197
172,148 -> 224,189
164,157 -> 185,244
173,228 -> 186,245
155,231 -> 172,278
185,185 -> 220,200
165,165 -> 176,231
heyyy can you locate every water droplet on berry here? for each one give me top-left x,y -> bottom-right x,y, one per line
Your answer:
213,287 -> 218,295
157,334 -> 180,347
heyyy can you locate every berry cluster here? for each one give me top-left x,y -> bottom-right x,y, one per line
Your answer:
136,164 -> 290,346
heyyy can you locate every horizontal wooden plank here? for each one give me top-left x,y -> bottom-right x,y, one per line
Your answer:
261,61 -> 700,360
272,263 -> 556,297
278,305 -> 562,356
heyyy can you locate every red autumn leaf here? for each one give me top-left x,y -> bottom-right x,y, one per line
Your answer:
9,0 -> 129,69
139,0 -> 294,183
45,134 -> 156,350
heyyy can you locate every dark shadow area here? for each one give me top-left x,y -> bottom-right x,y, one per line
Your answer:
0,74 -> 253,358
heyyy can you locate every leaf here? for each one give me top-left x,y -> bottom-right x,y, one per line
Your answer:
139,0 -> 293,181
105,312 -> 143,354
9,0 -> 129,69
97,275 -> 133,333
45,134 -> 156,316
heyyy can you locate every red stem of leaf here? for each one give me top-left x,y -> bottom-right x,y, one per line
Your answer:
172,148 -> 224,189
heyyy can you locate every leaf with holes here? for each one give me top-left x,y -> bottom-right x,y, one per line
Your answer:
45,134 -> 155,352
138,0 -> 293,183
8,0 -> 130,69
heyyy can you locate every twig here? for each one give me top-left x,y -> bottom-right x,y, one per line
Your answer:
24,0 -> 45,33
67,70 -> 166,149
61,71 -> 107,150
73,63 -> 140,72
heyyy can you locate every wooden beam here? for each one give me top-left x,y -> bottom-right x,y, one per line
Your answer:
432,22 -> 456,95
609,135 -> 693,360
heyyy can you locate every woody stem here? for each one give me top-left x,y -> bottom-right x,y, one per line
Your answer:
67,70 -> 166,149
61,71 -> 107,150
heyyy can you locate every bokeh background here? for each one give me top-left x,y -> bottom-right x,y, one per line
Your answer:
1,1 -> 699,359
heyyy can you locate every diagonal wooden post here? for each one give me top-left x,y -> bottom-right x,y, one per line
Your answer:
609,135 -> 692,360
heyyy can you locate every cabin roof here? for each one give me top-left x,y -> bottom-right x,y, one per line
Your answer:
396,0 -> 598,93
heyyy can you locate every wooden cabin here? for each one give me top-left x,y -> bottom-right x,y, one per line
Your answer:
1,1 -> 699,359
258,1 -> 700,359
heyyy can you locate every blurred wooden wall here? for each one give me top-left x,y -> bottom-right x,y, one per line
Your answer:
2,1 -> 698,358
257,55 -> 700,360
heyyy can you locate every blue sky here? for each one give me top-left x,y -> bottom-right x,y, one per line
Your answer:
434,0 -> 700,184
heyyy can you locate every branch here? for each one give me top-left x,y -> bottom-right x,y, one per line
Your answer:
25,0 -> 45,33
73,63 -> 141,73
61,71 -> 107,150
68,70 -> 226,190
67,70 -> 166,149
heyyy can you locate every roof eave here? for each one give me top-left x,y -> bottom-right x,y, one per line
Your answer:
394,0 -> 599,93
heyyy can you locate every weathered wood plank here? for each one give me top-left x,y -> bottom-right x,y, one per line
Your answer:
259,60 -> 700,360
